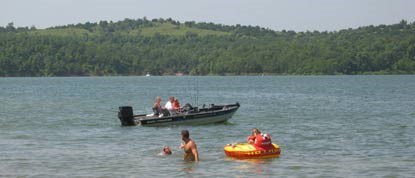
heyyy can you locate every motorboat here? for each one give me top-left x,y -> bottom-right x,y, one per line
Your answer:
118,103 -> 240,126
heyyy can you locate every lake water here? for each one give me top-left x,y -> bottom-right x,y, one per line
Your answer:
1,76 -> 414,177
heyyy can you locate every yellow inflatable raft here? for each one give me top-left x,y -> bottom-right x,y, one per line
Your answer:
224,143 -> 280,159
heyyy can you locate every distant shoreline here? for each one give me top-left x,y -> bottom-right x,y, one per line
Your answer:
2,19 -> 414,77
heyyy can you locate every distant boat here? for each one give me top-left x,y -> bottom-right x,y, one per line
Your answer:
145,73 -> 151,77
117,103 -> 240,126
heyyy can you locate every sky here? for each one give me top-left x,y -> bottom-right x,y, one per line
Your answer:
1,0 -> 414,32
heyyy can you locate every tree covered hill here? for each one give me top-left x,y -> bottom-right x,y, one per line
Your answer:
1,18 -> 415,76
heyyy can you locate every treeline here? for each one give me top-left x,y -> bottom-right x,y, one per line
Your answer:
0,19 -> 415,76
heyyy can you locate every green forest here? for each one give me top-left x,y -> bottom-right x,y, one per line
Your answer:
1,18 -> 415,76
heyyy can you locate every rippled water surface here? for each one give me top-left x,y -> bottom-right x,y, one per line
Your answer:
1,76 -> 414,177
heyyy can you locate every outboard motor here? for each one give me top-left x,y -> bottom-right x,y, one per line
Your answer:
118,106 -> 135,126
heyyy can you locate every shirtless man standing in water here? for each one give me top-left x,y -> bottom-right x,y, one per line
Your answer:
180,130 -> 199,162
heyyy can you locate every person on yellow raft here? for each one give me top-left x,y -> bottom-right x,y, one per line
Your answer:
224,128 -> 280,159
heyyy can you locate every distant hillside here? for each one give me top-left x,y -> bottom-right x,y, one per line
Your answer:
28,19 -> 231,37
1,18 -> 414,76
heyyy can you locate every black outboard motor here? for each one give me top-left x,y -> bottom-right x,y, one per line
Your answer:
118,106 -> 135,126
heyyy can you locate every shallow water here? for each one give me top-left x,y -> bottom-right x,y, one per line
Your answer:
1,76 -> 414,177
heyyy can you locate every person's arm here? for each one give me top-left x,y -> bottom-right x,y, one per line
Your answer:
192,144 -> 199,162
247,136 -> 255,144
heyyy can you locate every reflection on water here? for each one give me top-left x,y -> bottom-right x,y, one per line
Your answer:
226,157 -> 276,176
225,156 -> 275,163
181,161 -> 198,175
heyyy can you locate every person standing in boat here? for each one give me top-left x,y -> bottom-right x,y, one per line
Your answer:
247,128 -> 273,150
180,130 -> 199,162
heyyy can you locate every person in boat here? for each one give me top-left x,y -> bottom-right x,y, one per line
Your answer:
180,130 -> 199,162
247,128 -> 273,150
173,97 -> 181,113
164,96 -> 175,114
150,96 -> 170,117
152,96 -> 162,116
